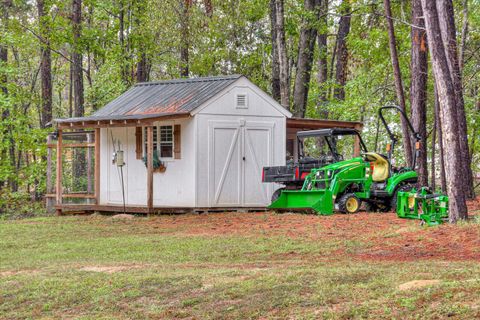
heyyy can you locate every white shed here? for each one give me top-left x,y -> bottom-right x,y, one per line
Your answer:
53,75 -> 291,213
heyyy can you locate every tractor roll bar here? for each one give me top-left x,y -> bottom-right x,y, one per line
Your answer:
296,128 -> 368,162
378,105 -> 421,169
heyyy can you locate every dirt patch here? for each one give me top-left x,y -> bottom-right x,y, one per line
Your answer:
110,214 -> 135,220
79,264 -> 144,274
84,197 -> 480,263
398,280 -> 441,291
0,269 -> 40,277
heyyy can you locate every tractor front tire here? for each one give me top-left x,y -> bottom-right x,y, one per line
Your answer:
390,184 -> 414,213
338,193 -> 361,214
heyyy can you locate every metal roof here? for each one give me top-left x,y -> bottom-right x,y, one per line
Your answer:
56,75 -> 242,123
296,128 -> 361,138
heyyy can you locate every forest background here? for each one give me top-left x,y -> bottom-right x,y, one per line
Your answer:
0,0 -> 478,218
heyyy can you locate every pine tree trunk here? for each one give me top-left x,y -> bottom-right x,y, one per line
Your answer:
421,0 -> 467,222
409,0 -> 428,186
273,0 -> 290,109
431,97 -> 437,190
72,0 -> 85,184
333,0 -> 351,101
459,0 -> 468,72
72,0 -> 84,118
179,0 -> 191,77
434,83 -> 447,193
203,0 -> 212,17
136,53 -> 149,82
384,0 -> 413,167
292,0 -> 321,117
269,0 -> 281,102
316,0 -> 328,110
0,0 -> 11,191
437,0 -> 474,199
37,0 -> 52,129
119,0 -> 129,85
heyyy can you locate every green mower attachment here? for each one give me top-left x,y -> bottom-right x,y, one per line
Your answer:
396,187 -> 449,226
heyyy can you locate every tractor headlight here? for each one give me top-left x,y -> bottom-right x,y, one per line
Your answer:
327,170 -> 333,178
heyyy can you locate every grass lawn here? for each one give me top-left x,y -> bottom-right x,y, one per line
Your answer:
1,207 -> 480,319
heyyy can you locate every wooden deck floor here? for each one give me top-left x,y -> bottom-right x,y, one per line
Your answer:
54,204 -> 267,215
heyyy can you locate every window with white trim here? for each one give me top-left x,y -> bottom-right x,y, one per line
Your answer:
143,125 -> 174,159
159,125 -> 173,158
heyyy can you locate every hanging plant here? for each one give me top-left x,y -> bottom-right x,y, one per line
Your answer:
143,152 -> 166,173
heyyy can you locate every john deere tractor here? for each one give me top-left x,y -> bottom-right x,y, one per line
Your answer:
269,106 -> 420,215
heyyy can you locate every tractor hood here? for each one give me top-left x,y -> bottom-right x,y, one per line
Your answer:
319,157 -> 365,172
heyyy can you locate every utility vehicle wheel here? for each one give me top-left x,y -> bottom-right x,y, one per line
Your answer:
338,193 -> 361,214
271,188 -> 285,203
390,184 -> 414,213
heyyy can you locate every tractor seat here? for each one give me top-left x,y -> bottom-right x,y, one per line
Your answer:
364,152 -> 390,182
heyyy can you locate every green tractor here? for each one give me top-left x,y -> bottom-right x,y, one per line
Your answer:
269,106 -> 421,215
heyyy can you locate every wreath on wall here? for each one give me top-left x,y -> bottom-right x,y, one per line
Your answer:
142,152 -> 166,173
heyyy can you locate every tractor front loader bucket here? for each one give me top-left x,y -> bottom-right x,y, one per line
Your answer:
269,189 -> 334,215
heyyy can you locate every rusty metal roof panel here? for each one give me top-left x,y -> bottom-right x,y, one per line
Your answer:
56,75 -> 242,124
93,75 -> 242,119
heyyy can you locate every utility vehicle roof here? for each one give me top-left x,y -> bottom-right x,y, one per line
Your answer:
296,128 -> 360,138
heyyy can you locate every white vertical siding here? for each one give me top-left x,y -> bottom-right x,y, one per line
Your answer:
99,118 -> 196,207
99,77 -> 287,208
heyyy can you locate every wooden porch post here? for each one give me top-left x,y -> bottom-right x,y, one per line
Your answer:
55,129 -> 63,215
353,124 -> 362,157
87,133 -> 93,195
94,128 -> 100,205
146,126 -> 154,212
46,134 -> 54,213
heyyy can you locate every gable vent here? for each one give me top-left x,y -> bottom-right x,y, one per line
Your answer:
236,94 -> 248,108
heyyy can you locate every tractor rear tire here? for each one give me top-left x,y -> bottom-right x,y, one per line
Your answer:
390,184 -> 414,213
338,193 -> 361,214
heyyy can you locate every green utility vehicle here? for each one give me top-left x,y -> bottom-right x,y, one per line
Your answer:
269,106 -> 421,215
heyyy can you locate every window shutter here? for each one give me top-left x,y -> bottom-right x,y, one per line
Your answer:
135,127 -> 142,159
174,124 -> 181,159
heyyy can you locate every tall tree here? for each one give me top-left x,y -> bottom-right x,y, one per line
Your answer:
383,0 -> 413,167
203,0 -> 212,18
136,53 -> 149,82
37,0 -> 52,128
0,0 -> 16,191
179,0 -> 192,77
409,0 -> 428,186
72,0 -> 84,118
421,0 -> 467,221
316,0 -> 328,111
459,0 -> 468,72
434,83 -> 447,193
269,0 -> 281,102
292,0 -> 321,117
272,0 -> 289,108
0,0 -> 10,96
118,0 -> 131,85
437,0 -> 474,199
333,0 -> 350,101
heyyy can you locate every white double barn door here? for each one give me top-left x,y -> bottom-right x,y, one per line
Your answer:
208,120 -> 273,207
